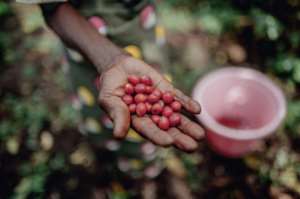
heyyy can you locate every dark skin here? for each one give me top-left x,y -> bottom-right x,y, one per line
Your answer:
43,3 -> 205,152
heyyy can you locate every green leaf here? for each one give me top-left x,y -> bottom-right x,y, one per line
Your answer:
251,8 -> 283,40
292,60 -> 300,83
0,2 -> 10,16
273,55 -> 298,75
285,100 -> 300,137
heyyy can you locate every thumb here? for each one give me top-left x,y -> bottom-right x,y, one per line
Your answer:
99,96 -> 130,139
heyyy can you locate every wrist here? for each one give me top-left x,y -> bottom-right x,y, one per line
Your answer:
96,50 -> 131,72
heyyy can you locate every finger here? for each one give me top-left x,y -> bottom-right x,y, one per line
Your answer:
178,115 -> 205,140
149,76 -> 201,114
99,96 -> 130,139
132,116 -> 173,146
174,89 -> 201,114
168,128 -> 198,152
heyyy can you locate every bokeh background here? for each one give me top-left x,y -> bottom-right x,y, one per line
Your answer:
1,0 -> 300,198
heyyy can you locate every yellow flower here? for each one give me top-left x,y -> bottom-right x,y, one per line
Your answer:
165,155 -> 186,178
6,136 -> 19,155
164,73 -> 173,83
124,45 -> 142,59
155,25 -> 166,45
126,129 -> 143,142
85,118 -> 101,133
111,182 -> 125,193
130,159 -> 143,170
155,25 -> 166,38
244,154 -> 262,170
40,131 -> 54,151
78,86 -> 95,106
70,144 -> 94,167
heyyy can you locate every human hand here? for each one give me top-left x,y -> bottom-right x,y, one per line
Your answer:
98,55 -> 204,152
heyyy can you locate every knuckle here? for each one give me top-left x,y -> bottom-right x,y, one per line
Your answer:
170,129 -> 181,139
181,118 -> 190,129
152,129 -> 161,136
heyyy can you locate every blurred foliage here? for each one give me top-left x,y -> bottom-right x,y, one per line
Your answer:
286,100 -> 300,137
0,1 -> 12,65
1,0 -> 300,198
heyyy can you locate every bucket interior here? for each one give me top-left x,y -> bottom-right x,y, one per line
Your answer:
201,75 -> 279,130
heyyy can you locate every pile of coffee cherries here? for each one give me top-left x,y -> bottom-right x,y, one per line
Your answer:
122,75 -> 182,131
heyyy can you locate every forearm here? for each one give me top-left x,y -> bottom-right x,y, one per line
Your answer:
41,3 -> 125,72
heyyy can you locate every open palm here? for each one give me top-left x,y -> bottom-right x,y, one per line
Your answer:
98,56 -> 204,152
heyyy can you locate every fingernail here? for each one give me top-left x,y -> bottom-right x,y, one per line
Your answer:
113,130 -> 125,139
185,142 -> 198,152
195,131 -> 205,140
191,100 -> 201,113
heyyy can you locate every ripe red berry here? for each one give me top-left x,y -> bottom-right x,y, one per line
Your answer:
151,102 -> 163,115
128,104 -> 136,113
162,91 -> 174,104
145,86 -> 154,94
148,94 -> 160,104
158,116 -> 170,130
122,95 -> 133,105
169,113 -> 181,127
140,75 -> 152,86
128,75 -> 140,85
124,83 -> 134,95
152,89 -> 162,98
162,106 -> 173,117
145,102 -> 152,112
136,103 -> 147,117
134,93 -> 147,103
135,83 -> 146,93
151,115 -> 160,124
170,101 -> 182,112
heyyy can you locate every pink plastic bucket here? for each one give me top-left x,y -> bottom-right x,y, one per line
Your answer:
192,67 -> 286,157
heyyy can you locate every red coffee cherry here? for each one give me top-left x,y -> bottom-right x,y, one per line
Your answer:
152,89 -> 162,98
162,106 -> 173,117
169,113 -> 181,127
134,93 -> 147,103
158,116 -> 170,130
145,86 -> 154,94
122,95 -> 133,105
136,103 -> 147,117
148,94 -> 160,104
162,91 -> 174,104
151,115 -> 160,124
170,101 -> 182,112
145,102 -> 152,112
151,102 -> 163,115
135,83 -> 146,93
124,83 -> 134,95
128,75 -> 140,85
140,75 -> 152,86
128,104 -> 136,114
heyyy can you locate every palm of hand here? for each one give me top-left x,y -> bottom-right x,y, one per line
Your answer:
98,56 -> 204,152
